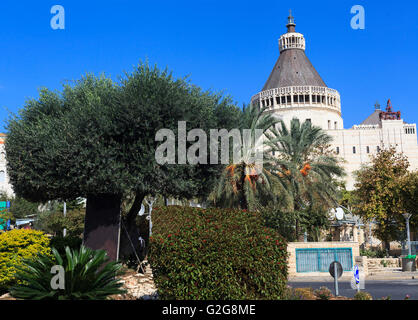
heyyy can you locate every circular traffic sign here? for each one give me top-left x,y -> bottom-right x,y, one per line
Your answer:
329,261 -> 343,279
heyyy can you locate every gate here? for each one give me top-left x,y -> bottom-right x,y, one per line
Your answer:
296,248 -> 353,273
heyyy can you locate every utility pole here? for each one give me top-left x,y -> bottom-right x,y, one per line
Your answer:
403,213 -> 412,256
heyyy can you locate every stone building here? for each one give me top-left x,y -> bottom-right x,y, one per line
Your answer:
0,134 -> 13,197
251,13 -> 418,190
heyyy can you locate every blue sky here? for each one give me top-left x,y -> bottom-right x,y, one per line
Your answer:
0,0 -> 416,131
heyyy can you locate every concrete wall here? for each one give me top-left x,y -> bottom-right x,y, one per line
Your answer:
287,242 -> 360,277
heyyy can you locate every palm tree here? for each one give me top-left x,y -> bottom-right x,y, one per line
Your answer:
266,118 -> 345,238
209,104 -> 280,211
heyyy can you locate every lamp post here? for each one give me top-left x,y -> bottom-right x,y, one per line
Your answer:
403,213 -> 412,256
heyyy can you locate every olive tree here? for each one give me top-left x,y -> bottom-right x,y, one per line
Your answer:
6,64 -> 240,260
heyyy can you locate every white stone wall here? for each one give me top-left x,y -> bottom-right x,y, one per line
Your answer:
0,139 -> 14,197
327,120 -> 418,190
272,107 -> 344,131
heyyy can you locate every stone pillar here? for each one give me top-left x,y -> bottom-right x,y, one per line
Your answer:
353,225 -> 358,243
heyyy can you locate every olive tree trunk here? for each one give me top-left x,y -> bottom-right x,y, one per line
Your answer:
119,192 -> 147,262
83,194 -> 122,261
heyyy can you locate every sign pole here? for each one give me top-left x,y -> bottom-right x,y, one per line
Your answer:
334,262 -> 339,296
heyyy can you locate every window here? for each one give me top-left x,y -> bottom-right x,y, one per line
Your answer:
366,146 -> 370,154
306,119 -> 311,125
287,95 -> 291,103
281,96 -> 286,104
336,147 -> 340,155
305,95 -> 310,103
328,120 -> 331,129
353,147 -> 356,154
334,122 -> 337,130
276,97 -> 280,105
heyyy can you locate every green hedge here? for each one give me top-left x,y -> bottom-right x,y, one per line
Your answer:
149,206 -> 288,300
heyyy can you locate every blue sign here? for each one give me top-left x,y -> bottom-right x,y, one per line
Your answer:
354,265 -> 360,284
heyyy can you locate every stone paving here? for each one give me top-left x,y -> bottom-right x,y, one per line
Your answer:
111,261 -> 159,300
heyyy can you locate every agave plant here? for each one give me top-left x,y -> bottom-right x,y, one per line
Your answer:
10,246 -> 126,300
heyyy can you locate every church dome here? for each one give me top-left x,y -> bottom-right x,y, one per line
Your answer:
262,48 -> 327,90
251,11 -> 343,131
263,11 -> 326,90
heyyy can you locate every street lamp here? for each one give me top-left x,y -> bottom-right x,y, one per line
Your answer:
403,213 -> 412,256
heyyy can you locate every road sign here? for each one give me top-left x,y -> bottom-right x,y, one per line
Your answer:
354,265 -> 360,284
329,261 -> 343,279
329,261 -> 343,296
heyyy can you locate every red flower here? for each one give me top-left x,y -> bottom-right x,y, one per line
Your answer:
168,234 -> 172,238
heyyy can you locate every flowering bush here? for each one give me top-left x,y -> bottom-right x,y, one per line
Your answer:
314,286 -> 333,300
0,229 -> 51,292
149,206 -> 288,300
354,291 -> 373,300
287,287 -> 316,300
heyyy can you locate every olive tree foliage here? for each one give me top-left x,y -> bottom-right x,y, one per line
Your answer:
5,63 -> 241,259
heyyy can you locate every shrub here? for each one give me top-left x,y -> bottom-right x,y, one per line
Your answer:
34,208 -> 85,237
0,229 -> 51,292
49,236 -> 82,255
290,287 -> 316,300
10,246 -> 126,300
314,286 -> 333,300
149,206 -> 288,300
360,248 -> 388,258
354,291 -> 373,300
63,209 -> 85,237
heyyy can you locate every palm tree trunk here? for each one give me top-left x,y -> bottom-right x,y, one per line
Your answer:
240,170 -> 248,210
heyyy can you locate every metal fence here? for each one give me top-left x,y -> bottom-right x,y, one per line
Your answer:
296,248 -> 353,273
